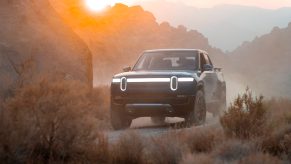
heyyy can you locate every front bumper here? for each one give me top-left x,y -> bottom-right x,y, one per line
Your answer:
111,95 -> 195,118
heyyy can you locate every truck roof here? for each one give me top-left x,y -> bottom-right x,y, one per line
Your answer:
143,49 -> 208,54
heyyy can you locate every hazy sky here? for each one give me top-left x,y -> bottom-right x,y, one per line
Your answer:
121,0 -> 291,9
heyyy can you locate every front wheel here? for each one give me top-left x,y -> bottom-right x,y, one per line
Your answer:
185,90 -> 206,126
110,105 -> 132,130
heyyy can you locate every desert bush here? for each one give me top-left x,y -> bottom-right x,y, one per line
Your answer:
180,153 -> 213,164
0,79 -> 109,163
144,134 -> 187,164
212,140 -> 255,163
261,124 -> 291,161
110,131 -> 145,164
239,152 -> 282,164
91,86 -> 110,118
220,88 -> 267,139
90,86 -> 111,129
250,98 -> 291,161
178,126 -> 224,154
265,98 -> 291,129
84,133 -> 110,163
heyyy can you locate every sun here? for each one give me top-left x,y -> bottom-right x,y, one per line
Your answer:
85,0 -> 110,12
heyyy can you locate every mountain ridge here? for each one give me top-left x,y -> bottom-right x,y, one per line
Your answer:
230,22 -> 291,97
138,1 -> 291,51
50,1 -> 226,85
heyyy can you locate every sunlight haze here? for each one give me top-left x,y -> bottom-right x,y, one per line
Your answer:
161,0 -> 291,9
125,0 -> 291,9
1,1 -> 291,163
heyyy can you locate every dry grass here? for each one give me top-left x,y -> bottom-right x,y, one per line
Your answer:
110,131 -> 145,164
180,153 -> 213,164
256,98 -> 291,161
90,86 -> 111,129
179,89 -> 290,163
220,88 -> 267,139
0,78 -> 110,163
265,98 -> 291,129
0,84 -> 290,163
144,135 -> 187,164
260,124 -> 291,161
178,126 -> 224,154
213,139 -> 255,163
239,152 -> 282,164
142,126 -> 223,164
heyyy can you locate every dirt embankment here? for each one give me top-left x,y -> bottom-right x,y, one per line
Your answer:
0,0 -> 92,102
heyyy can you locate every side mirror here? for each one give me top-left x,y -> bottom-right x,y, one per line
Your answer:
214,67 -> 222,72
203,64 -> 213,71
123,66 -> 131,72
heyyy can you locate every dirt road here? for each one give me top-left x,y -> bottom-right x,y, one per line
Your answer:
106,113 -> 219,142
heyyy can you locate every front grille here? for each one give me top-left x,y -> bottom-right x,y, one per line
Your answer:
114,94 -> 189,105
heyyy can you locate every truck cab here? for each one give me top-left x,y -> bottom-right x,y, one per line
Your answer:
110,49 -> 226,130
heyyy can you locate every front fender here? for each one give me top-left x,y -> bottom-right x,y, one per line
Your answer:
196,81 -> 204,92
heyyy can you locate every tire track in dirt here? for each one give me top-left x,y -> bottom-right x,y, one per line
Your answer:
106,113 -> 219,142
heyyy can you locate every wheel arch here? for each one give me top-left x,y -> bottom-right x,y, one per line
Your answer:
196,81 -> 204,92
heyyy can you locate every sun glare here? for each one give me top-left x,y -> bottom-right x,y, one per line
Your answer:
85,0 -> 110,12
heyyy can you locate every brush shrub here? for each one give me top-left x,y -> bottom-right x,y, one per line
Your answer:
261,124 -> 291,161
213,139 -> 254,163
239,152 -> 282,164
180,153 -> 213,164
220,88 -> 267,139
110,132 -> 145,164
144,134 -> 187,164
178,126 -> 223,154
0,79 -> 108,163
1,81 -> 291,163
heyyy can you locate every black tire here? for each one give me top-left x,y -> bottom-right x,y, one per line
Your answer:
110,105 -> 132,130
185,90 -> 206,126
151,117 -> 166,124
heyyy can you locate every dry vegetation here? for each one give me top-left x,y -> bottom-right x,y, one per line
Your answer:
0,79 -> 109,163
0,81 -> 290,163
1,1 -> 290,163
220,89 -> 267,139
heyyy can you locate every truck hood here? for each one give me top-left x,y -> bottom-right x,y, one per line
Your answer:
113,71 -> 199,79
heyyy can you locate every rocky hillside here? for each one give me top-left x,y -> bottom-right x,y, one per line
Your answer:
50,1 -> 227,85
0,0 -> 92,102
230,23 -> 291,97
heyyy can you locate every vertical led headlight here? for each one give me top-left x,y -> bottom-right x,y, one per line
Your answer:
120,77 -> 127,91
170,76 -> 178,91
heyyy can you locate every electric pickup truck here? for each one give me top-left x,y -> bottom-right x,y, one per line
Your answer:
110,49 -> 226,130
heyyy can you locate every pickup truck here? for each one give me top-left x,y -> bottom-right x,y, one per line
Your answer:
110,49 -> 226,130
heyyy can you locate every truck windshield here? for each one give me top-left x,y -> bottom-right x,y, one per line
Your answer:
133,51 -> 198,71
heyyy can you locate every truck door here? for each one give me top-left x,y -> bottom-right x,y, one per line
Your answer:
200,53 -> 218,103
